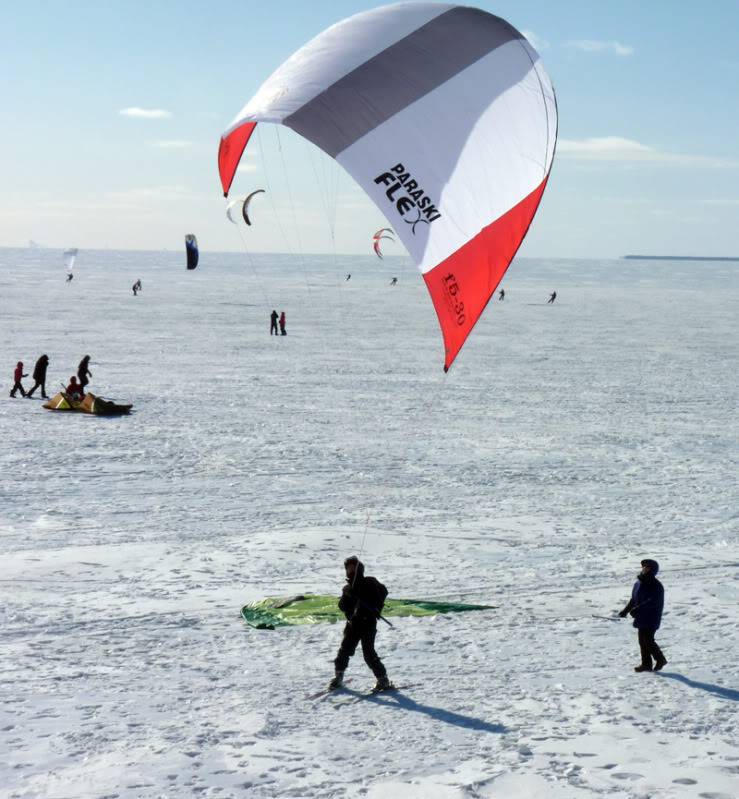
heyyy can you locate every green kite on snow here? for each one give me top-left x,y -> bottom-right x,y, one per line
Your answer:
241,594 -> 494,629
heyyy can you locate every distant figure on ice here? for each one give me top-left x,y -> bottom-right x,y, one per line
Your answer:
66,272 -> 74,283
270,309 -> 279,336
77,355 -> 92,395
619,559 -> 667,672
498,289 -> 505,301
329,556 -> 393,692
390,277 -> 398,286
346,274 -> 351,281
279,311 -> 287,336
26,354 -> 49,399
547,291 -> 557,304
132,279 -> 142,296
65,376 -> 83,401
10,361 -> 28,397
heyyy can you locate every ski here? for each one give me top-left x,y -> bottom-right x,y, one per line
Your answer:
306,678 -> 353,701
331,683 -> 421,706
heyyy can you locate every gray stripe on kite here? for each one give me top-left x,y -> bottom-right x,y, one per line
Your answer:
284,7 -> 523,158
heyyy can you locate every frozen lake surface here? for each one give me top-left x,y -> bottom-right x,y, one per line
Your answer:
1,248 -> 737,798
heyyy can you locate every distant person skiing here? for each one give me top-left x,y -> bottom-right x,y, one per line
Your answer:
547,291 -> 557,304
26,354 -> 49,399
279,311 -> 287,336
270,309 -> 279,336
619,559 -> 667,672
132,279 -> 142,296
390,277 -> 397,286
77,355 -> 92,395
65,376 -> 83,401
10,361 -> 28,397
329,556 -> 393,692
66,273 -> 73,283
346,274 -> 351,281
498,289 -> 505,301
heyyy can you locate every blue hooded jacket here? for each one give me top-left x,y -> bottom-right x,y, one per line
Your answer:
624,559 -> 664,630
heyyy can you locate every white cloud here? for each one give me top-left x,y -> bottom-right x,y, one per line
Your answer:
558,137 -> 739,167
151,140 -> 193,149
236,163 -> 258,173
566,39 -> 634,56
119,107 -> 172,119
521,29 -> 548,52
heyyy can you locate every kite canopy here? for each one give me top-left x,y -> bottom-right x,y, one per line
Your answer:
226,189 -> 266,226
63,248 -> 78,274
372,227 -> 395,259
184,234 -> 199,270
218,2 -> 557,370
241,594 -> 495,628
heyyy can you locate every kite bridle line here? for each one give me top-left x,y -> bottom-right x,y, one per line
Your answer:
251,122 -> 451,584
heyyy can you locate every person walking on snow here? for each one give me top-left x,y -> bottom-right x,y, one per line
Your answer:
547,290 -> 557,304
10,361 -> 28,397
619,558 -> 667,672
329,556 -> 393,692
279,311 -> 287,336
77,355 -> 92,395
498,288 -> 505,301
270,309 -> 279,336
26,354 -> 49,399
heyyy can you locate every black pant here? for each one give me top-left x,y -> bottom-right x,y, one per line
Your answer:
638,628 -> 665,668
270,322 -> 278,335
27,379 -> 47,398
334,620 -> 386,678
10,380 -> 26,397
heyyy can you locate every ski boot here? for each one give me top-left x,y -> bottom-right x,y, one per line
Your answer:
371,675 -> 395,693
328,671 -> 345,691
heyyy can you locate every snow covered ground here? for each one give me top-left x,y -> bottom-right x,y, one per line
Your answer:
1,247 -> 737,798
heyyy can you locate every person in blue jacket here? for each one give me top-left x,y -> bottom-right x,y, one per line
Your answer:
619,558 -> 667,672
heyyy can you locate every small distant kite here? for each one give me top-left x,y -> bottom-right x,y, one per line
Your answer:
226,189 -> 266,226
63,248 -> 78,281
372,228 -> 394,259
185,234 -> 199,270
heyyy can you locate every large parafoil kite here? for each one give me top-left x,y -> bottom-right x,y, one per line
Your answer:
185,234 -> 199,270
218,2 -> 557,370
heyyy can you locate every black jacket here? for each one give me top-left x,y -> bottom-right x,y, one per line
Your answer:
33,356 -> 48,381
338,562 -> 388,624
622,573 -> 664,630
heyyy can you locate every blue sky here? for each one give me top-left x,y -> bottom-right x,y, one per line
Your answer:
2,1 -> 738,257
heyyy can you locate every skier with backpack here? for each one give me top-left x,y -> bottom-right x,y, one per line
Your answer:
329,556 -> 393,692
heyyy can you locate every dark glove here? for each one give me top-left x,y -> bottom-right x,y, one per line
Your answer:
618,609 -> 628,618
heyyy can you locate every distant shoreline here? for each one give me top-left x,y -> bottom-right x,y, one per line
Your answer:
623,255 -> 739,262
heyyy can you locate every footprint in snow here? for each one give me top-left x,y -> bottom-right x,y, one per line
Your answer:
611,772 -> 644,780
